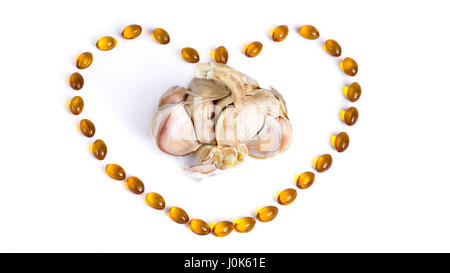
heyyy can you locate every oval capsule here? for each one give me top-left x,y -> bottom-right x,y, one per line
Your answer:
341,57 -> 358,76
69,96 -> 84,115
272,25 -> 289,42
314,154 -> 332,173
296,171 -> 315,189
122,24 -> 142,39
341,107 -> 359,126
76,52 -> 93,69
234,217 -> 256,233
256,206 -> 278,222
244,41 -> 263,58
189,219 -> 211,235
153,28 -> 170,44
323,39 -> 342,57
299,25 -> 319,39
181,47 -> 200,63
344,82 -> 361,102
145,192 -> 165,210
332,132 -> 350,152
96,36 -> 117,51
212,221 -> 234,237
126,176 -> 145,194
213,46 -> 228,64
79,119 -> 95,137
105,163 -> 126,180
69,72 -> 84,90
92,139 -> 107,160
277,188 -> 297,205
169,206 -> 189,224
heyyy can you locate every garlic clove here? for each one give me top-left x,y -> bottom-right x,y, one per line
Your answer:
158,86 -> 188,108
235,101 -> 265,142
278,117 -> 292,153
269,86 -> 288,117
153,104 -> 201,156
215,105 -> 239,147
195,144 -> 214,162
185,95 -> 216,144
246,116 -> 282,158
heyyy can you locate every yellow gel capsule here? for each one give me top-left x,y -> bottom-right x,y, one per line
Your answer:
244,41 -> 263,58
69,72 -> 84,90
69,96 -> 84,115
189,219 -> 211,236
272,25 -> 289,42
340,106 -> 359,126
277,188 -> 297,205
79,119 -> 95,138
344,82 -> 361,102
76,52 -> 93,69
212,221 -> 233,237
341,57 -> 358,76
256,206 -> 278,222
169,206 -> 189,224
234,217 -> 256,233
96,36 -> 117,51
92,139 -> 107,160
323,39 -> 342,57
126,176 -> 144,194
296,171 -> 315,189
145,192 -> 165,210
105,163 -> 126,180
299,25 -> 319,39
213,46 -> 228,64
314,154 -> 332,173
153,28 -> 170,44
332,132 -> 350,153
122,24 -> 142,39
181,47 -> 200,63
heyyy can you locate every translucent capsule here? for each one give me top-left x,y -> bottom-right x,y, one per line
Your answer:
96,36 -> 117,51
340,107 -> 359,126
79,119 -> 95,137
244,41 -> 263,58
69,72 -> 84,90
105,163 -> 126,180
314,154 -> 332,173
189,219 -> 211,236
122,24 -> 142,39
341,57 -> 358,76
271,25 -> 289,42
212,221 -> 233,237
277,188 -> 297,205
181,47 -> 200,63
125,176 -> 144,194
76,52 -> 93,69
92,139 -> 107,160
234,217 -> 256,233
344,82 -> 361,102
296,171 -> 315,189
299,25 -> 319,40
331,132 -> 349,152
256,206 -> 278,222
213,46 -> 228,64
153,28 -> 170,44
69,96 -> 84,115
169,206 -> 189,224
145,192 -> 165,210
323,39 -> 341,57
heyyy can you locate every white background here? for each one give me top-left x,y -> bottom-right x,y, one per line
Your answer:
0,0 -> 449,252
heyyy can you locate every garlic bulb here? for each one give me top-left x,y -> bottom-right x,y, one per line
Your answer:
151,63 -> 292,174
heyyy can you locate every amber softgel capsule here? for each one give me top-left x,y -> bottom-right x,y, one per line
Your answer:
340,57 -> 358,76
213,46 -> 228,64
244,41 -> 263,58
277,188 -> 297,205
69,72 -> 84,90
234,217 -> 256,233
69,96 -> 84,115
314,154 -> 332,173
145,192 -> 165,210
96,36 -> 117,51
76,52 -> 93,69
105,163 -> 126,180
152,28 -> 170,44
340,107 -> 359,126
189,219 -> 211,235
79,119 -> 95,137
296,171 -> 315,189
181,47 -> 200,63
169,206 -> 189,224
343,82 -> 361,102
122,24 -> 142,39
92,139 -> 107,160
126,176 -> 145,194
256,206 -> 278,222
299,25 -> 319,39
212,221 -> 234,237
271,25 -> 289,42
331,132 -> 350,152
323,39 -> 342,57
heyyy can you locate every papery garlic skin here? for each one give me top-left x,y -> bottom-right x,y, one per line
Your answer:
151,63 -> 292,173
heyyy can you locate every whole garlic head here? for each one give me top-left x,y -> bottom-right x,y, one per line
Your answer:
151,63 -> 292,174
